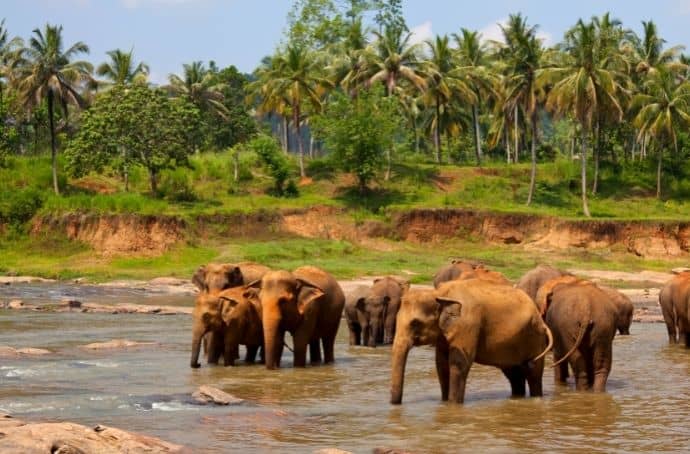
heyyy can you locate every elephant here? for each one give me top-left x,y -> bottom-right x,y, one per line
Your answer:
516,265 -> 572,302
390,278 -> 553,404
455,267 -> 511,285
599,286 -> 634,335
541,277 -> 618,391
432,259 -> 484,288
659,271 -> 690,345
190,261 -> 271,366
345,285 -> 370,346
251,266 -> 345,369
344,277 -> 410,347
190,286 -> 264,368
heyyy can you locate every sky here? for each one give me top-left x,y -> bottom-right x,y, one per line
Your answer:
3,0 -> 690,85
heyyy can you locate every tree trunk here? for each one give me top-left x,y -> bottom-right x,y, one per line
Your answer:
233,149 -> 240,182
294,104 -> 305,178
149,168 -> 158,194
657,144 -> 663,199
526,111 -> 538,206
434,98 -> 441,164
472,105 -> 482,166
414,123 -> 420,154
309,135 -> 314,159
384,148 -> 392,181
570,135 -> 575,160
513,105 -> 519,163
505,128 -> 511,164
282,116 -> 289,154
47,91 -> 60,195
124,166 -> 129,192
580,129 -> 591,218
592,120 -> 600,195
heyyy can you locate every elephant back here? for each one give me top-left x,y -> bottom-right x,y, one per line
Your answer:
516,265 -> 571,302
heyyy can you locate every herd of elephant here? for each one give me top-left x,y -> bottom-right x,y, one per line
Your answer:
189,259 -> 689,405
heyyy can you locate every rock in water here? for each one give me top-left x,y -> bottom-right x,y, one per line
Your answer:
80,339 -> 157,350
0,413 -> 182,452
314,449 -> 354,454
192,385 -> 244,405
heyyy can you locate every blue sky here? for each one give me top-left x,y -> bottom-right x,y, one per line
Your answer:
3,0 -> 690,84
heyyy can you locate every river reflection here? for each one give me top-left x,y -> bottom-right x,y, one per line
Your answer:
0,284 -> 687,453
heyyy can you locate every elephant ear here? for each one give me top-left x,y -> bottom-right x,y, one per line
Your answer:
355,297 -> 367,311
242,287 -> 262,312
225,266 -> 244,288
398,280 -> 411,293
436,297 -> 462,332
296,278 -> 325,316
192,266 -> 208,292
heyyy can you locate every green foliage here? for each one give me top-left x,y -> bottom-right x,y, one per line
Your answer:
312,87 -> 401,191
0,188 -> 43,225
248,135 -> 297,196
65,85 -> 201,192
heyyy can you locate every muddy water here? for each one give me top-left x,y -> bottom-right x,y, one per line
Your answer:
0,284 -> 688,453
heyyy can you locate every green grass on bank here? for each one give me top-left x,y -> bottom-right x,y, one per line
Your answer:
2,151 -> 690,223
1,232 -> 686,284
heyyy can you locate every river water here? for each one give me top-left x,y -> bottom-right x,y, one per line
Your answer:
0,283 -> 687,453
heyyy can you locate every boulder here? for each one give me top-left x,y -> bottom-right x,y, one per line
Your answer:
61,299 -> 83,309
0,413 -> 182,453
80,339 -> 157,350
192,385 -> 244,405
7,299 -> 24,309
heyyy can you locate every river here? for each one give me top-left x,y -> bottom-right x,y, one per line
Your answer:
0,283 -> 686,453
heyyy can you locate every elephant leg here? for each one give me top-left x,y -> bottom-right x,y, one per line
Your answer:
309,339 -> 322,365
258,345 -> 265,364
448,349 -> 471,404
525,359 -> 544,397
553,344 -> 569,385
322,334 -> 336,364
207,332 -> 223,365
348,322 -> 361,346
362,325 -> 370,349
223,345 -> 236,366
660,303 -> 678,344
245,345 -> 259,364
435,341 -> 450,401
292,330 -> 311,368
592,342 -> 613,392
501,366 -> 526,398
570,350 -> 589,391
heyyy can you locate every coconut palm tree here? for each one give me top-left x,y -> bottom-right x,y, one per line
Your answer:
18,24 -> 92,195
625,20 -> 685,78
424,35 -> 476,164
260,45 -> 332,177
248,54 -> 292,153
499,14 -> 545,205
0,19 -> 24,102
96,48 -> 149,87
632,68 -> 690,198
541,19 -> 626,217
453,28 -> 494,165
367,25 -> 426,96
168,61 -> 227,119
330,18 -> 370,97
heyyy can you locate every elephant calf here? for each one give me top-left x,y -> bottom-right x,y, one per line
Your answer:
345,277 -> 410,347
390,279 -> 553,404
541,277 -> 618,391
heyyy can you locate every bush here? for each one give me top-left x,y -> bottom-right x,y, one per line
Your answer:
249,135 -> 297,197
159,167 -> 198,202
0,188 -> 44,225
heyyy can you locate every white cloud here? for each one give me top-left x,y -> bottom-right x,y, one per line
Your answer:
479,18 -> 553,46
409,21 -> 433,46
121,0 -> 201,9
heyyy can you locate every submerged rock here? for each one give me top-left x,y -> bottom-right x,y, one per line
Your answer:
80,339 -> 157,350
314,449 -> 354,454
192,385 -> 244,405
0,413 -> 182,452
0,346 -> 52,357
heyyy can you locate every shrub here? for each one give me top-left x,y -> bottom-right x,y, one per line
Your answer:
0,188 -> 44,225
249,135 -> 297,197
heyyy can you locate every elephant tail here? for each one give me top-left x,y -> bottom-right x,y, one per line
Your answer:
552,319 -> 593,368
532,324 -> 554,362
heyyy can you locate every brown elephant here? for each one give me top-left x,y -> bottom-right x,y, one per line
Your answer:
190,261 -> 271,367
345,277 -> 410,347
516,265 -> 572,302
542,278 -> 618,391
456,267 -> 511,285
599,286 -> 633,335
659,272 -> 690,345
432,259 -> 483,288
189,286 -> 264,368
390,279 -> 553,404
252,266 -> 345,369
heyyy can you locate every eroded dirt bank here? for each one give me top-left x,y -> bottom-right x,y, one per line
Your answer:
31,207 -> 690,258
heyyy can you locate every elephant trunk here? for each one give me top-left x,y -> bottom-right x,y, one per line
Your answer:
369,323 -> 380,347
262,314 -> 283,370
190,326 -> 206,369
390,335 -> 413,404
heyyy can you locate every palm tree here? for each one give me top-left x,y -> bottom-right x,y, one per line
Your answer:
168,61 -> 227,120
260,45 -> 331,177
499,14 -> 545,205
96,48 -> 149,86
18,24 -> 92,195
0,19 -> 24,102
541,19 -> 626,217
626,21 -> 685,77
330,18 -> 370,97
367,25 -> 426,96
248,54 -> 292,153
453,28 -> 493,165
632,68 -> 690,198
424,35 -> 476,164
